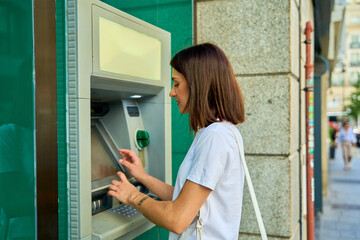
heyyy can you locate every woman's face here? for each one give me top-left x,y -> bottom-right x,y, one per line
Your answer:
169,68 -> 189,114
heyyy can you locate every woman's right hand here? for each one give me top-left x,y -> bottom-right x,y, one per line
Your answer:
119,149 -> 147,181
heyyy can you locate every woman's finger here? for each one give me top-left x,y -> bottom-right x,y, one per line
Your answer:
119,150 -> 132,160
129,150 -> 138,158
123,155 -> 132,161
117,171 -> 128,182
111,179 -> 121,187
119,159 -> 132,169
122,150 -> 135,159
108,190 -> 116,197
108,185 -> 118,192
119,149 -> 131,155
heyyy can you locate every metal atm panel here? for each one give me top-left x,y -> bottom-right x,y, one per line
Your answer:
90,103 -> 154,240
72,1 -> 171,239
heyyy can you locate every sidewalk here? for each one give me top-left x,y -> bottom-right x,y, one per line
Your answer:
315,148 -> 360,240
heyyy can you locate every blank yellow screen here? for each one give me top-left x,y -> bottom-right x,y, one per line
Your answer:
99,17 -> 161,81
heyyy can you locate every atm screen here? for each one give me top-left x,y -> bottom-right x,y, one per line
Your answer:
91,127 -> 117,181
97,16 -> 162,81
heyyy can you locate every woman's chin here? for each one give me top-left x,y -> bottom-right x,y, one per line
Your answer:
179,109 -> 189,114
177,105 -> 188,114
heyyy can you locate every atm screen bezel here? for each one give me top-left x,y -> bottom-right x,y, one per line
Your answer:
91,3 -> 170,88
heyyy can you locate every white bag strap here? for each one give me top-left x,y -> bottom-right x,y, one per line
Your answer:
224,123 -> 268,240
196,210 -> 203,240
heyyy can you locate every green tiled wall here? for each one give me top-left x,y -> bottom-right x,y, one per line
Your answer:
100,1 -> 193,239
0,0 -> 36,239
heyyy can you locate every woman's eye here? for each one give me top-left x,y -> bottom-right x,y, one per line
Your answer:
174,84 -> 179,88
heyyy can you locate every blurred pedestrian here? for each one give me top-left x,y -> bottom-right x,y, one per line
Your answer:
329,127 -> 337,159
337,121 -> 356,170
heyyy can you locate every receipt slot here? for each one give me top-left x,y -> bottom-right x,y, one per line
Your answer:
67,1 -> 172,239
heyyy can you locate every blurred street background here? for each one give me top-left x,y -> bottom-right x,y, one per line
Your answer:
315,148 -> 360,240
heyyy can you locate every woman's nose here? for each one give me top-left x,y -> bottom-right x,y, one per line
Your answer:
169,87 -> 175,97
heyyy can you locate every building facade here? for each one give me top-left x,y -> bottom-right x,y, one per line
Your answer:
0,0 -> 339,239
346,2 -> 360,89
327,1 -> 360,120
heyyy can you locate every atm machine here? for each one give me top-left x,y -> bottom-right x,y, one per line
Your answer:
66,1 -> 172,239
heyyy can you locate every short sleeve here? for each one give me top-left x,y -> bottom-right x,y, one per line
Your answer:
186,130 -> 231,190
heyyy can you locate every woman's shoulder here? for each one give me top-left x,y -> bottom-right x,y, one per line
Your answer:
198,121 -> 243,142
200,121 -> 227,134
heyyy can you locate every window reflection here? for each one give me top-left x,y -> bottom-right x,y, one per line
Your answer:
0,1 -> 35,239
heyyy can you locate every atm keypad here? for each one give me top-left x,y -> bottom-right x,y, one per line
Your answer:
110,204 -> 140,218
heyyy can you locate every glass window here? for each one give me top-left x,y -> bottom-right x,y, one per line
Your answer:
352,35 -> 360,43
350,72 -> 360,85
351,16 -> 360,24
350,53 -> 360,66
351,35 -> 360,48
331,72 -> 344,86
0,1 -> 35,239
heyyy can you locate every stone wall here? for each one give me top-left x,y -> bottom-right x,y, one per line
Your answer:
196,0 -> 314,239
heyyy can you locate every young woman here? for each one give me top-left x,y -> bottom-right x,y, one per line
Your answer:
108,43 -> 246,239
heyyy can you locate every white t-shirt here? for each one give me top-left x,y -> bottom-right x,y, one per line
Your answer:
169,121 -> 245,240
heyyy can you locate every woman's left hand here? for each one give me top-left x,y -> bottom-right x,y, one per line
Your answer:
108,171 -> 139,205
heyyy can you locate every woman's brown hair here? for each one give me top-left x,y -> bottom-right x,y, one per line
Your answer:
170,43 -> 245,132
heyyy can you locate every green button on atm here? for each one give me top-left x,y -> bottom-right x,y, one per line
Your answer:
136,130 -> 149,169
136,130 -> 150,149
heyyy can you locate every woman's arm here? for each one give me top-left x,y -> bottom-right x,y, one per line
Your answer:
135,173 -> 174,201
119,149 -> 174,201
108,172 -> 211,234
